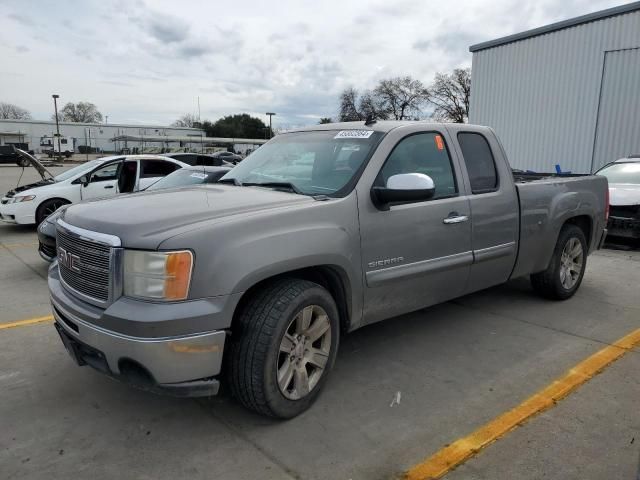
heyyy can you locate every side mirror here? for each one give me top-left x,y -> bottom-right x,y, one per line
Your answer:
80,175 -> 89,187
371,173 -> 435,208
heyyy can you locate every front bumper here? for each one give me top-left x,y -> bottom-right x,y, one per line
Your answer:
49,264 -> 240,397
0,198 -> 36,224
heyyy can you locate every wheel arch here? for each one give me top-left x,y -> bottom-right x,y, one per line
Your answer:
35,196 -> 72,222
230,265 -> 354,337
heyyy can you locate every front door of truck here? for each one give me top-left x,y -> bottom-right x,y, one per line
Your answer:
357,126 -> 473,325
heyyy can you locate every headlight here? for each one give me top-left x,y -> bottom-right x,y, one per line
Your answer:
11,195 -> 36,203
123,250 -> 193,301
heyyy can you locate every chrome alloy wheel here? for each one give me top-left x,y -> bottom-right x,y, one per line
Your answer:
559,237 -> 583,290
277,305 -> 331,400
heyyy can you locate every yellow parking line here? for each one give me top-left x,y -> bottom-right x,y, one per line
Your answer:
405,328 -> 640,480
0,315 -> 54,330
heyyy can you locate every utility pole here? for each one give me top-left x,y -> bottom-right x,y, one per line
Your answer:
52,94 -> 61,161
105,115 -> 109,124
265,112 -> 276,138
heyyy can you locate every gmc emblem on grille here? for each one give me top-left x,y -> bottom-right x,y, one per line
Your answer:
58,247 -> 81,273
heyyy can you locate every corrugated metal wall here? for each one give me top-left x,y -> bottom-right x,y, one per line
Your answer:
469,9 -> 640,173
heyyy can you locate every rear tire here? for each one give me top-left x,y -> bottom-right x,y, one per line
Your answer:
531,224 -> 587,300
227,278 -> 339,418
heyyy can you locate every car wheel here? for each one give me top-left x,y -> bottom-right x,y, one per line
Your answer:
227,278 -> 339,418
531,224 -> 588,300
36,199 -> 69,226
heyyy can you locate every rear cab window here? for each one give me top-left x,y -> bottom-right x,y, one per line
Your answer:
457,132 -> 499,194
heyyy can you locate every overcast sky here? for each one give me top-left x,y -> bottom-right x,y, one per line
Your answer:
0,0 -> 628,128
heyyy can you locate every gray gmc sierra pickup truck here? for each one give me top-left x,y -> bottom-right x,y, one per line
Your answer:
49,121 -> 608,418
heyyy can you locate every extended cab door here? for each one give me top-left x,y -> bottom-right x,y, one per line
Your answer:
356,126 -> 473,325
447,126 -> 519,293
80,160 -> 122,200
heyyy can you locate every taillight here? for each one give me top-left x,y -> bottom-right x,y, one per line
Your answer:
605,188 -> 610,221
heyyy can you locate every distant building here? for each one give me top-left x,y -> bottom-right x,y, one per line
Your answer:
0,119 -> 205,154
469,2 -> 640,173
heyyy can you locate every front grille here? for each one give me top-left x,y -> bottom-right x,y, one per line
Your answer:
57,227 -> 111,302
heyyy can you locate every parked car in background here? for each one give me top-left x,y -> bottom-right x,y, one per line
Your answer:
49,121 -> 607,418
146,165 -> 232,191
0,145 -> 33,164
37,165 -> 233,261
162,152 -> 233,167
596,155 -> 640,242
211,151 -> 243,164
0,151 -> 187,225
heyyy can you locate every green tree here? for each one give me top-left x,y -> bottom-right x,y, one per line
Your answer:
319,117 -> 333,124
203,114 -> 268,139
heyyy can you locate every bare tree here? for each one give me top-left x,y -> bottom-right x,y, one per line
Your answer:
373,76 -> 429,120
426,68 -> 471,123
55,102 -> 103,123
338,88 -> 364,122
172,113 -> 200,128
0,102 -> 32,120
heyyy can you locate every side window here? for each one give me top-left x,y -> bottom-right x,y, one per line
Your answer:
197,155 -> 215,166
378,132 -> 457,199
140,160 -> 179,178
458,133 -> 498,194
90,163 -> 119,182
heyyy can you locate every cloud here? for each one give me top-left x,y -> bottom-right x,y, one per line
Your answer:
8,13 -> 36,26
0,0 -> 627,127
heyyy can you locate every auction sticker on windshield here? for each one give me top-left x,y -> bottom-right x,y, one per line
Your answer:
190,173 -> 208,179
334,130 -> 374,139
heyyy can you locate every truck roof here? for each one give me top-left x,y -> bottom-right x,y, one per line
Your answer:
286,120 -> 492,134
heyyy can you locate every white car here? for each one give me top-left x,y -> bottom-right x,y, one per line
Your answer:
0,152 -> 188,225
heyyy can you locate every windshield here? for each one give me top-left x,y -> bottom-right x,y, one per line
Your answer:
597,162 -> 640,184
53,160 -> 103,182
220,130 -> 383,196
147,169 -> 210,190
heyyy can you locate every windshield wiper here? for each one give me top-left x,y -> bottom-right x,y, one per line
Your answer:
218,177 -> 243,186
242,181 -> 304,195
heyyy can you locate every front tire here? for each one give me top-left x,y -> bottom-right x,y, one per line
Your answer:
227,278 -> 339,418
35,199 -> 69,226
531,224 -> 588,300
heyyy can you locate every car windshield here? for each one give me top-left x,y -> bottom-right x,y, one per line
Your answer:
53,160 -> 103,182
597,162 -> 640,184
220,130 -> 383,196
147,169 -> 210,190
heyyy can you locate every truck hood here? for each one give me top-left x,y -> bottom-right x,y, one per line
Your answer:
61,185 -> 315,248
609,183 -> 640,206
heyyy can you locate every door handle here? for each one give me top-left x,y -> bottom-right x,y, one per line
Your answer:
104,185 -> 114,189
443,213 -> 469,224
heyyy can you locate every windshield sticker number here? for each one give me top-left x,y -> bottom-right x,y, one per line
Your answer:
334,130 -> 374,139
190,173 -> 208,179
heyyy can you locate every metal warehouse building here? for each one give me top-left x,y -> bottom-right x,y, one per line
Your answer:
0,119 -> 205,154
469,2 -> 640,173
